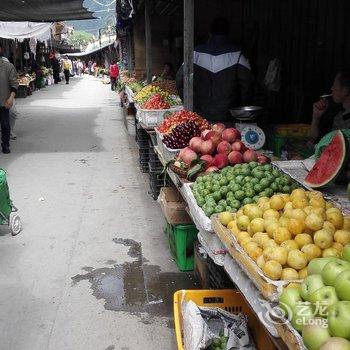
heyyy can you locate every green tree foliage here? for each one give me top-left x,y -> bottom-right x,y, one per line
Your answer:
67,30 -> 93,49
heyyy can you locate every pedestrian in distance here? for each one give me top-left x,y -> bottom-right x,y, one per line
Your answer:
88,60 -> 93,75
0,43 -> 18,154
77,59 -> 84,77
109,61 -> 119,91
50,52 -> 60,84
62,56 -> 72,84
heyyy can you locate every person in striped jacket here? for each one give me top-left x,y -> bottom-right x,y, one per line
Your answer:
177,17 -> 254,122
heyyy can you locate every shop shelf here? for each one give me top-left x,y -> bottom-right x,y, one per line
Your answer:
165,222 -> 198,272
174,289 -> 277,350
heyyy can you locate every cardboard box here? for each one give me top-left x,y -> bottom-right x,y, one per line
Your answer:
159,187 -> 192,224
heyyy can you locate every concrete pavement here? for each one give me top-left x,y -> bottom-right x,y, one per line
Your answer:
0,76 -> 195,350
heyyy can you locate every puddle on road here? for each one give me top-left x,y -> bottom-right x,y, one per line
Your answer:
71,238 -> 198,324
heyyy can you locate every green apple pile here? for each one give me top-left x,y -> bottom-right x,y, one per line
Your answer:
279,244 -> 350,350
192,163 -> 299,217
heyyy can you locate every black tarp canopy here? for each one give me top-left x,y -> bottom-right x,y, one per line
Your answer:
0,0 -> 96,22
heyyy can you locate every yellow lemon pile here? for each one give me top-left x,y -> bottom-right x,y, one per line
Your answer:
219,188 -> 350,281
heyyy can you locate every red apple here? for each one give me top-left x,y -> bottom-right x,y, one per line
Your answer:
204,130 -> 221,146
206,166 -> 219,173
200,155 -> 214,169
257,154 -> 271,164
212,123 -> 226,134
222,128 -> 241,143
242,149 -> 258,162
189,136 -> 203,153
201,129 -> 210,140
217,141 -> 232,155
231,140 -> 247,153
228,151 -> 243,165
213,154 -> 229,169
199,139 -> 216,155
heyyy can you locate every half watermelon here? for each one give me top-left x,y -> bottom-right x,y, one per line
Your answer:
304,130 -> 348,188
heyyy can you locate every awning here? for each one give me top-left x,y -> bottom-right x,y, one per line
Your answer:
66,42 -> 114,57
0,22 -> 52,41
0,0 -> 96,22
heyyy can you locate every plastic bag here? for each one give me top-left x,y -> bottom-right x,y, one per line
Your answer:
183,300 -> 256,350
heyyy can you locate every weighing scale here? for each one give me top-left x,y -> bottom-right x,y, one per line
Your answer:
230,106 -> 266,150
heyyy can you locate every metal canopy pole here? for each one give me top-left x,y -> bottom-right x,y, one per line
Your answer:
183,0 -> 194,110
145,0 -> 152,83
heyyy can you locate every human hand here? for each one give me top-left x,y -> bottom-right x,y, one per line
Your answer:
4,96 -> 14,109
312,99 -> 328,119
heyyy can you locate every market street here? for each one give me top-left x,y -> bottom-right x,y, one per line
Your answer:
0,75 -> 194,350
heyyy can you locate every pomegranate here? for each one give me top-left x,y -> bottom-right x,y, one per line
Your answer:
222,128 -> 241,143
257,154 -> 271,164
228,151 -> 243,164
204,130 -> 221,146
242,149 -> 258,163
201,129 -> 210,140
206,166 -> 219,173
189,136 -> 203,153
217,141 -> 232,155
213,154 -> 229,169
200,139 -> 216,155
200,155 -> 214,169
179,147 -> 198,166
231,140 -> 247,153
212,123 -> 226,134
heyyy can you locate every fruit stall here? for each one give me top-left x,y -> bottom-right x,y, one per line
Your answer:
120,75 -> 350,350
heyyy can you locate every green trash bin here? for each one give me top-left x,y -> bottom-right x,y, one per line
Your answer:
0,169 -> 12,223
0,169 -> 22,235
165,222 -> 198,271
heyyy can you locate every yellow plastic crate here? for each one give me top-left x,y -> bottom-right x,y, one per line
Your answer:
274,124 -> 311,138
173,289 -> 276,350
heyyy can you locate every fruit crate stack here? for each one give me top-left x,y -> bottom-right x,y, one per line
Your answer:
137,127 -> 151,173
148,143 -> 171,199
194,242 -> 236,289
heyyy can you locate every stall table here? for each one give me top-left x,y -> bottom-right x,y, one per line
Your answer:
152,137 -> 288,349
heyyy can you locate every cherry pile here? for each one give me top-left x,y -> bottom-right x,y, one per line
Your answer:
162,121 -> 201,149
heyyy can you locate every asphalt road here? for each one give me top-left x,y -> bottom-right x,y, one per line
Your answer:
0,75 -> 194,350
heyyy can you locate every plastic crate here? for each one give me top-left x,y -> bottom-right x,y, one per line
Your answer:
148,160 -> 163,173
139,106 -> 184,128
165,222 -> 198,272
137,138 -> 149,148
149,148 -> 160,163
140,162 -> 149,174
274,124 -> 311,138
194,242 -> 235,290
174,289 -> 277,350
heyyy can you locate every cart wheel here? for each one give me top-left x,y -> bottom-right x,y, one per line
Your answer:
10,213 -> 22,236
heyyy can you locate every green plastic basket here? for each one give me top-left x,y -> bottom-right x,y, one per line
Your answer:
0,169 -> 12,222
165,222 -> 198,272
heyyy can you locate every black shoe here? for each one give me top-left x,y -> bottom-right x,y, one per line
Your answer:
2,146 -> 10,154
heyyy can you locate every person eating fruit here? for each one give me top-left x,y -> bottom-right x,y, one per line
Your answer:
310,70 -> 350,143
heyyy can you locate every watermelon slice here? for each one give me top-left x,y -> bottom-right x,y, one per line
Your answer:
305,130 -> 347,188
